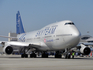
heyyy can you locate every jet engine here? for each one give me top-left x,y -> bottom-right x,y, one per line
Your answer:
80,44 -> 91,55
3,46 -> 13,54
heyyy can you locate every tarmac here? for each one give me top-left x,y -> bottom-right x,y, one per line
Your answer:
0,55 -> 93,70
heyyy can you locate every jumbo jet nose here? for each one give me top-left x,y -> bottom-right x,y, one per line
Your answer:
72,27 -> 81,46
74,29 -> 81,37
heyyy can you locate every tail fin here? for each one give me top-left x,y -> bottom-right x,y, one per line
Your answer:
16,11 -> 25,34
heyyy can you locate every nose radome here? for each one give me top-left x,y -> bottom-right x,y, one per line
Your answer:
71,26 -> 81,37
73,28 -> 81,44
74,30 -> 81,37
69,29 -> 81,48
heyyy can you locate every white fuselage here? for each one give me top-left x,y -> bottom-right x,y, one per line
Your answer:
17,20 -> 81,51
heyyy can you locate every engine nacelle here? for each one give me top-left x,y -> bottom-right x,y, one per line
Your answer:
3,46 -> 13,54
80,44 -> 91,55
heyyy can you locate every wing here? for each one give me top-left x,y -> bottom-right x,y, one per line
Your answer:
0,41 -> 47,54
77,42 -> 93,46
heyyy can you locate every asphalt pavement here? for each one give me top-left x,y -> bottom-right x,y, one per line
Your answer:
0,55 -> 93,70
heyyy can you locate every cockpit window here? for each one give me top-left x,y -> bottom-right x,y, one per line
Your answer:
81,37 -> 90,40
65,22 -> 74,25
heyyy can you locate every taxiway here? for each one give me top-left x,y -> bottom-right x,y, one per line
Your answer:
0,55 -> 93,70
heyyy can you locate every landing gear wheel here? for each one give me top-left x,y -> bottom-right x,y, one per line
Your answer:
21,47 -> 28,58
25,54 -> 28,58
30,53 -> 36,58
42,54 -> 48,58
21,54 -> 28,58
55,54 -> 61,58
21,54 -> 24,58
42,52 -> 48,58
64,53 -> 71,59
55,51 -> 62,58
68,54 -> 71,59
65,54 -> 68,59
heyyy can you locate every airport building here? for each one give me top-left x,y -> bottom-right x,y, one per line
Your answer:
8,32 -> 17,41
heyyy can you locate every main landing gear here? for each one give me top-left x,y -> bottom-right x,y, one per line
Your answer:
55,51 -> 62,58
20,47 -> 74,59
21,54 -> 28,58
30,51 -> 36,58
42,52 -> 48,58
21,47 -> 28,58
21,47 -> 37,58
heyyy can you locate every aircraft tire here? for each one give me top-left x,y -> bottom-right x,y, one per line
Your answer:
25,54 -> 28,58
30,53 -> 36,58
68,54 -> 71,59
34,54 -> 36,58
55,54 -> 61,58
42,53 -> 48,58
21,54 -> 28,58
21,54 -> 25,58
30,54 -> 32,58
65,54 -> 68,59
55,54 -> 57,58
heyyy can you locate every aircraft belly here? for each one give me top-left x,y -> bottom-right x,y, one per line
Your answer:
52,37 -> 65,50
38,36 -> 79,51
52,36 -> 76,50
46,42 -> 54,50
38,47 -> 50,51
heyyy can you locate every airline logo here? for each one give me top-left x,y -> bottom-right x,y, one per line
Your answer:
19,34 -> 26,42
44,39 -> 53,43
17,17 -> 20,27
16,11 -> 25,34
36,25 -> 58,37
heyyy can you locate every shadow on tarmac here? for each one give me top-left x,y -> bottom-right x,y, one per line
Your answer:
0,55 -> 93,60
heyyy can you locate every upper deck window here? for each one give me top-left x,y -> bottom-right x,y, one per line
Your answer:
65,22 -> 74,25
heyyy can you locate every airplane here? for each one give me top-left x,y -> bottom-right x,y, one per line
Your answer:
0,11 -> 91,59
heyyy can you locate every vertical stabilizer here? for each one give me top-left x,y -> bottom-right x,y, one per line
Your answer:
16,11 -> 25,34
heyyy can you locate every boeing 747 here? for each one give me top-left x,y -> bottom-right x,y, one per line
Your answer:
0,11 -> 91,58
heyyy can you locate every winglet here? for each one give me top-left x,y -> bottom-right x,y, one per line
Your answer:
16,11 -> 25,34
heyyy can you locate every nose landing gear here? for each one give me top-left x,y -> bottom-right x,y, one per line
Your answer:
64,48 -> 74,59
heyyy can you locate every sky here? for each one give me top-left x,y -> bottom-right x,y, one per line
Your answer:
0,0 -> 93,41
